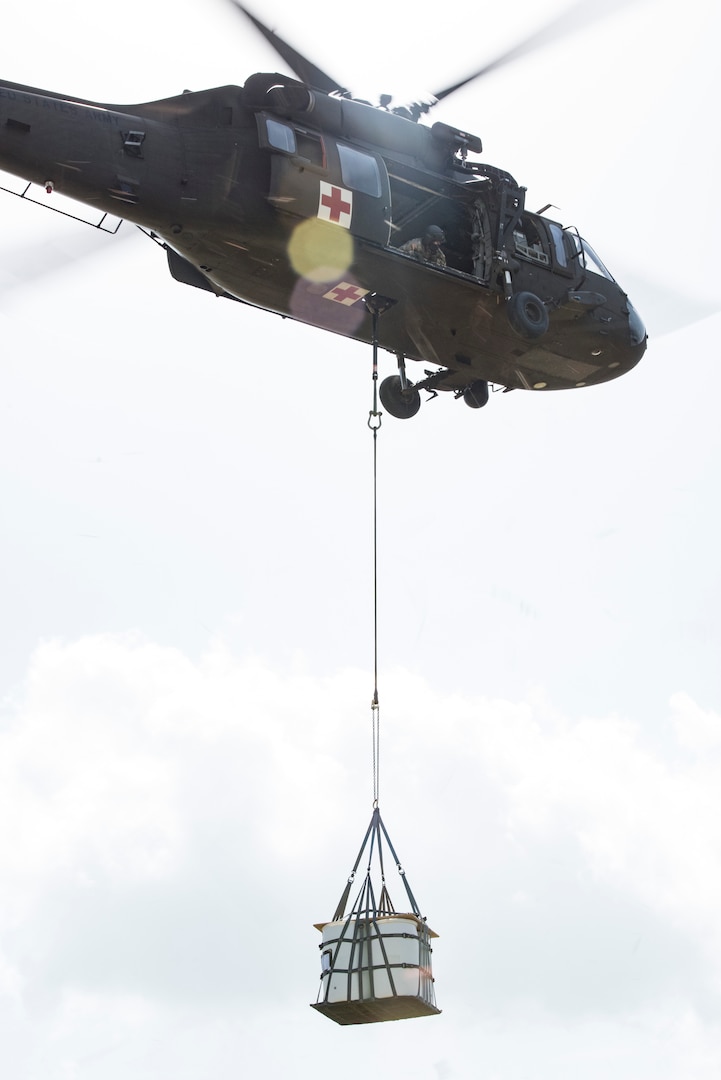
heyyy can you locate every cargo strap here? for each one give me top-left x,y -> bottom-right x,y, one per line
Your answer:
332,807 -> 422,923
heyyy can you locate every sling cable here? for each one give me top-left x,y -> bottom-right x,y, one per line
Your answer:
310,295 -> 441,1026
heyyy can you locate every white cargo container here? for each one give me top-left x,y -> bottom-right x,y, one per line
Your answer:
311,913 -> 440,1025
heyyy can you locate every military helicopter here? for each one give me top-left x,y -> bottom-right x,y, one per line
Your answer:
0,1 -> 647,419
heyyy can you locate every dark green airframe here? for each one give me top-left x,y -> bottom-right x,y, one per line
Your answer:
0,7 -> 646,418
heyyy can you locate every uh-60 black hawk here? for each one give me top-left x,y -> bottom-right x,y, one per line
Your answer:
0,1 -> 646,419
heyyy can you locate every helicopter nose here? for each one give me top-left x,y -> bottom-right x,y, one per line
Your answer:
627,300 -> 646,346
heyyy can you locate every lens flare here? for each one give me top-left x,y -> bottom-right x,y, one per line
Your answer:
287,218 -> 353,283
289,277 -> 367,334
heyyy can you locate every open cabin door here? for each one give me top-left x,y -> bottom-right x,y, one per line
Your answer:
257,113 -> 391,245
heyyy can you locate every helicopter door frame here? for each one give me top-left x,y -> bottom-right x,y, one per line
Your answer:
257,113 -> 391,245
542,219 -> 584,283
257,112 -> 328,219
326,140 -> 391,245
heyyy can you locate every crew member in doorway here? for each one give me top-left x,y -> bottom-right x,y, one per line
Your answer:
399,225 -> 447,267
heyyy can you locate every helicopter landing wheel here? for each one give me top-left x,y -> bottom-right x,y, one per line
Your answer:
463,379 -> 489,409
379,375 -> 421,419
507,291 -> 549,341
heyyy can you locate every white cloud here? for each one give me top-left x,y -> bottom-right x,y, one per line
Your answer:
0,633 -> 719,1065
0,635 -> 184,907
670,693 -> 721,752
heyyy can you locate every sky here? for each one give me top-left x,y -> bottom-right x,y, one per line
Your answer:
1,0 -> 720,1076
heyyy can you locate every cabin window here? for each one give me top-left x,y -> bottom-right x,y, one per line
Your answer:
337,144 -> 382,197
265,119 -> 296,154
295,129 -> 325,167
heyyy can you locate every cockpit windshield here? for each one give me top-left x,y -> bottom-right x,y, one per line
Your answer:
579,238 -> 615,281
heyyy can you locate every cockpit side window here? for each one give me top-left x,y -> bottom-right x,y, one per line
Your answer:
547,222 -> 569,267
513,216 -> 549,266
540,222 -> 590,282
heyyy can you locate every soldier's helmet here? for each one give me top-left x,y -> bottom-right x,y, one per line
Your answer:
425,225 -> 445,245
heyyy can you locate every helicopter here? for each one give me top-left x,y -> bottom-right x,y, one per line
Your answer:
0,1 -> 647,419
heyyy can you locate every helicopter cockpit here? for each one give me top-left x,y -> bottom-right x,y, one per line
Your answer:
577,238 -> 614,280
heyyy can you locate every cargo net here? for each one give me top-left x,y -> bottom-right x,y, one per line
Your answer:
311,807 -> 440,1026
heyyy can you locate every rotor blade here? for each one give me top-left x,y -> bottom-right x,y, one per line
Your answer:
433,0 -> 644,101
621,272 -> 720,338
0,225 -> 134,304
229,1 -> 348,95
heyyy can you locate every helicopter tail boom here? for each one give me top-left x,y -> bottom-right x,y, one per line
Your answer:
0,82 -> 182,225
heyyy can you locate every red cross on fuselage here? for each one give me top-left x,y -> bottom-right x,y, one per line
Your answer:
329,284 -> 362,303
321,186 -> 351,223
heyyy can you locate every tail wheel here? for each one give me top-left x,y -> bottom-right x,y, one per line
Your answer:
507,291 -> 549,340
379,375 -> 421,419
463,379 -> 489,409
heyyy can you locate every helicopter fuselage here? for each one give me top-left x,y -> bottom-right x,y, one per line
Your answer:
0,74 -> 647,397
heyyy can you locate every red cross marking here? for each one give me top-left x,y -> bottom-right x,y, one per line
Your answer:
321,186 -> 351,223
329,284 -> 363,303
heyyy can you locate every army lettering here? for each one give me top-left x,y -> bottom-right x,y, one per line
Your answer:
0,88 -> 120,125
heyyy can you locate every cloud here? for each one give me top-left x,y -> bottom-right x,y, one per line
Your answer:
670,693 -> 721,752
471,691 -> 721,958
1,633 -> 721,1075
